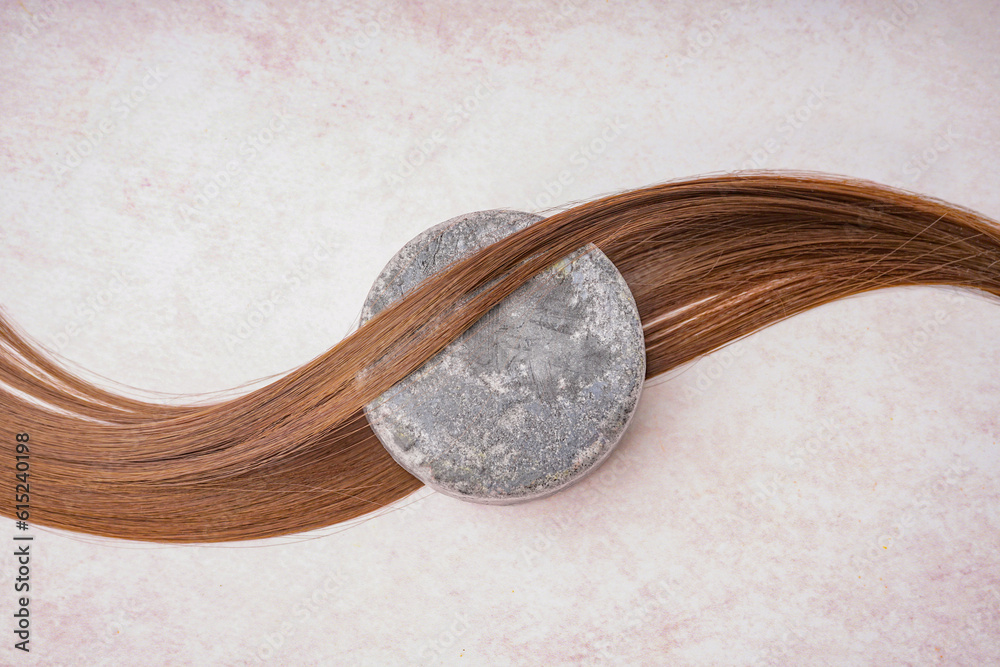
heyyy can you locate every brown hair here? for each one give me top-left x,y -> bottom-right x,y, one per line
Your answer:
2,171 -> 999,542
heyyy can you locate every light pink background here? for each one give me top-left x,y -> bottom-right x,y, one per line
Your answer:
1,1 -> 999,665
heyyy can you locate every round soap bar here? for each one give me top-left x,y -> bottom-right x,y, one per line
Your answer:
360,209 -> 645,504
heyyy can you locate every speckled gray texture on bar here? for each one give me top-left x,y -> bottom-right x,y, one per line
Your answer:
360,209 -> 646,504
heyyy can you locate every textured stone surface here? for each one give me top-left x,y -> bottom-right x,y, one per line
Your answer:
12,5 -> 1000,664
360,209 -> 646,503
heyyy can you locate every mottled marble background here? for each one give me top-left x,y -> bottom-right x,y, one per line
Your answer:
1,1 -> 999,665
